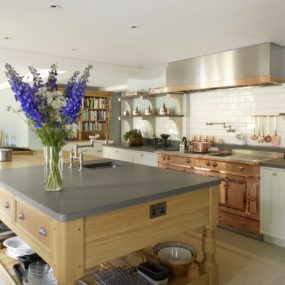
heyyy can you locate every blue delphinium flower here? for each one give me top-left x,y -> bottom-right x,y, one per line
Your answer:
5,64 -> 43,125
62,65 -> 92,123
5,63 -> 92,146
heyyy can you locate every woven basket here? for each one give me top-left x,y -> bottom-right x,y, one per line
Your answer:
129,135 -> 143,146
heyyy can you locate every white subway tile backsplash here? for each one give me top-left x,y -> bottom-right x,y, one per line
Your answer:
189,84 -> 285,146
121,83 -> 285,147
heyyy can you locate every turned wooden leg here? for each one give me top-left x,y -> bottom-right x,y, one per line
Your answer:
202,226 -> 218,285
201,185 -> 219,285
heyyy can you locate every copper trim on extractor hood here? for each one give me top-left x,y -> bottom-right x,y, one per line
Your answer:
165,42 -> 285,93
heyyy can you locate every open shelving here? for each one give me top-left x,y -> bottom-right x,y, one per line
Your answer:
78,90 -> 112,141
120,91 -> 184,139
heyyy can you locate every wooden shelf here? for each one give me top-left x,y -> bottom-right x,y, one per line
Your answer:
121,95 -> 142,99
80,130 -> 106,133
121,114 -> 184,118
83,108 -> 110,111
78,90 -> 112,141
121,91 -> 185,100
0,248 -> 21,285
82,120 -> 107,123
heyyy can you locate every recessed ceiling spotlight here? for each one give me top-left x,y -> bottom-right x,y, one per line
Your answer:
3,36 -> 12,40
49,4 -> 61,8
70,48 -> 79,51
129,25 -> 140,29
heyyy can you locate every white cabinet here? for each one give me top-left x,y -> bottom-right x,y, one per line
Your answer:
103,147 -> 131,162
103,146 -> 158,167
132,151 -> 158,167
261,167 -> 285,247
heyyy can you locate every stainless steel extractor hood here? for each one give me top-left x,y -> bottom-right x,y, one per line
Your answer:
164,42 -> 285,93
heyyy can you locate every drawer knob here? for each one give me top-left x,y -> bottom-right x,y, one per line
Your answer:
167,157 -> 170,161
38,227 -> 47,237
3,202 -> 9,209
163,156 -> 166,160
186,159 -> 191,163
206,161 -> 211,166
272,172 -> 277,176
18,212 -> 25,220
239,166 -> 245,172
140,154 -> 144,157
212,162 -> 217,167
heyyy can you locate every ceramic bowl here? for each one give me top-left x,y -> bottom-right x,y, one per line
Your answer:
3,236 -> 34,259
153,241 -> 197,277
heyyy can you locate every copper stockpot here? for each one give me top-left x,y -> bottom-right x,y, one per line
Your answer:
191,142 -> 210,153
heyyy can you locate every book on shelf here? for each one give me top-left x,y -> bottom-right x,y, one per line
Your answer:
83,110 -> 108,121
84,97 -> 110,110
83,121 -> 108,131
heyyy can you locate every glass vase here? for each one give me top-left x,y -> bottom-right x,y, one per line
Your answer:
44,146 -> 63,192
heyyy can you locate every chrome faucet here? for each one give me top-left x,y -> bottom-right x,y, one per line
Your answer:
69,134 -> 100,170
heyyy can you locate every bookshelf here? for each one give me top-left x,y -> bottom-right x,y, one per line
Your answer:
78,90 -> 112,141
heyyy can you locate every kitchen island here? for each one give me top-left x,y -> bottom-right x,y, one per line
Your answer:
0,152 -> 220,285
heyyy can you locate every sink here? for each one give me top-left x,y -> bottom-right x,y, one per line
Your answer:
208,153 -> 232,157
83,161 -> 121,169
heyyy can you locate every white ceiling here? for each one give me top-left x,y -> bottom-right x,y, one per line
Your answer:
1,0 -> 285,88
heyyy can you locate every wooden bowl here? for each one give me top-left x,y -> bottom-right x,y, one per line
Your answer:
153,241 -> 197,277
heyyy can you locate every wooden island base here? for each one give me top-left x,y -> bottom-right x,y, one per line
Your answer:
0,184 -> 219,285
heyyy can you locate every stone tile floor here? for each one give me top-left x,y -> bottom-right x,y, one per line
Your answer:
187,228 -> 285,285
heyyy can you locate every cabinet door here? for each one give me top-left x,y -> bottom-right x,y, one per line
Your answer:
246,182 -> 259,220
102,147 -> 131,162
85,145 -> 103,157
220,178 -> 246,211
261,167 -> 285,237
132,151 -> 158,167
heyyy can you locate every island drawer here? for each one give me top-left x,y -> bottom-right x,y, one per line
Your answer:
0,187 -> 13,224
14,199 -> 52,250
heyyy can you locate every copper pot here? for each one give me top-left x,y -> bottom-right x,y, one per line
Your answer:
191,142 -> 210,153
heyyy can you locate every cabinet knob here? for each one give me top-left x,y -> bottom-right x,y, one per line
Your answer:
212,162 -> 218,167
140,153 -> 144,157
167,157 -> 170,161
38,227 -> 47,237
163,156 -> 166,160
18,212 -> 25,220
239,166 -> 245,172
3,202 -> 9,209
186,159 -> 191,163
206,161 -> 211,166
272,172 -> 277,176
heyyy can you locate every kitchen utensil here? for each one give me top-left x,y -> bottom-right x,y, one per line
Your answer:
261,117 -> 266,142
264,116 -> 272,143
251,117 -> 258,140
257,116 -> 264,143
0,148 -> 12,162
93,267 -> 150,285
272,116 -> 281,146
191,142 -> 210,153
3,236 -> 35,259
153,241 -> 197,277
23,261 -> 57,285
137,262 -> 169,285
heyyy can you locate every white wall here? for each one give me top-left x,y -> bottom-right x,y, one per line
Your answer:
0,89 -> 29,146
121,84 -> 285,147
189,84 -> 285,146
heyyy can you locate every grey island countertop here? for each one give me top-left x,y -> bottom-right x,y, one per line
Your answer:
0,159 -> 220,222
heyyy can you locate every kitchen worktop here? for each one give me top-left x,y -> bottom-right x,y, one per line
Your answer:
157,150 -> 278,165
103,143 -> 282,165
0,153 -> 220,222
103,143 -> 179,152
260,158 -> 285,169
